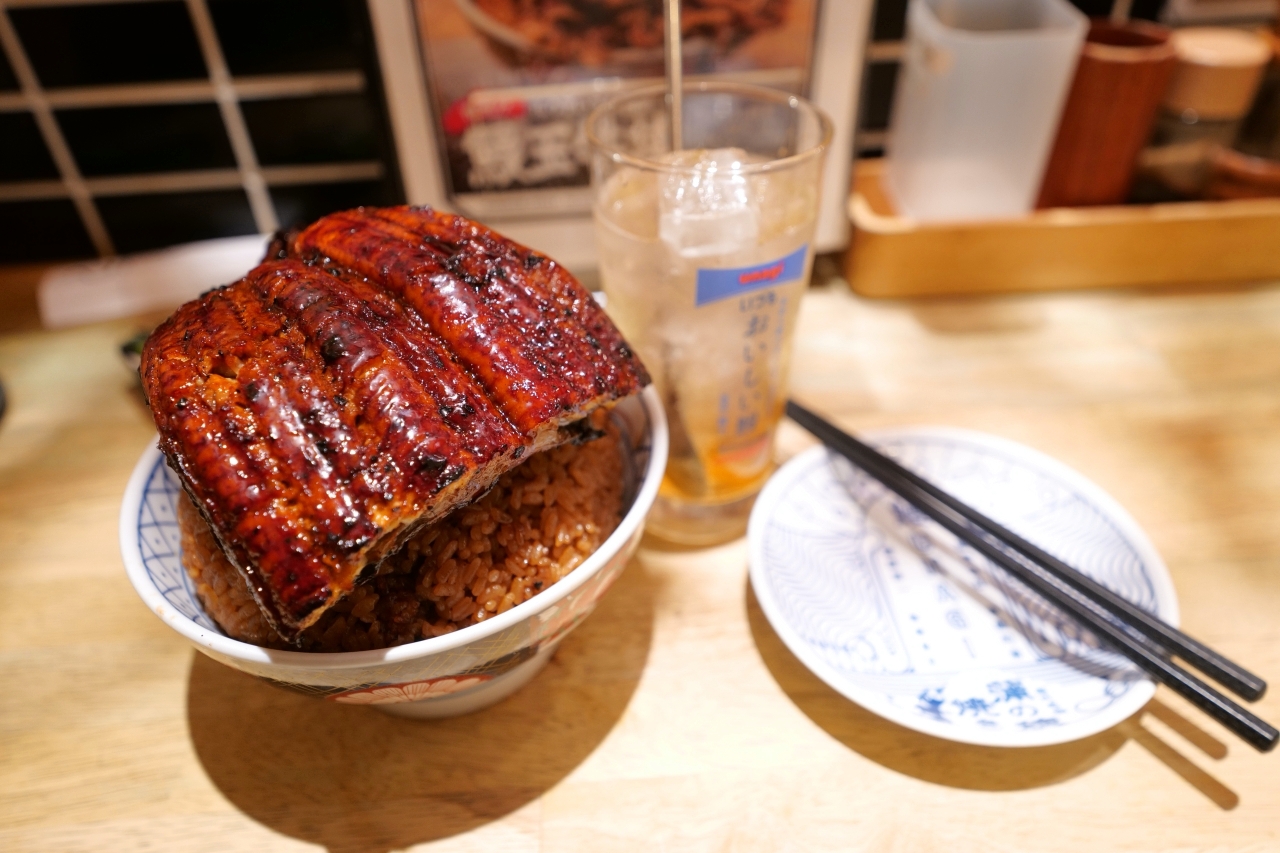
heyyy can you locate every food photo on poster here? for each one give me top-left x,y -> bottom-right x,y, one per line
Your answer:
413,0 -> 821,219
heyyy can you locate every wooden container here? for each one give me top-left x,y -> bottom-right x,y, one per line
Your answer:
1205,147 -> 1280,200
1164,28 -> 1272,121
1037,19 -> 1177,208
845,158 -> 1280,298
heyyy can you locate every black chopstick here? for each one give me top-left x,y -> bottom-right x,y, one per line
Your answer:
786,400 -> 1278,753
786,399 -> 1264,695
790,402 -> 1266,704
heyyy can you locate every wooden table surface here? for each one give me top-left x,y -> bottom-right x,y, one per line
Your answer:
2,273 -> 1279,851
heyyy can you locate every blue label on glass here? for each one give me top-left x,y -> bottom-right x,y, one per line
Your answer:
695,244 -> 808,307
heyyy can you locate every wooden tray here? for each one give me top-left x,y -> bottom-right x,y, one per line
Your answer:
844,158 -> 1280,298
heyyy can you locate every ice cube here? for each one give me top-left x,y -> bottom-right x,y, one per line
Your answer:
658,148 -> 759,258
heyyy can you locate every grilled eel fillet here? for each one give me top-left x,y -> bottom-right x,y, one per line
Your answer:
141,206 -> 649,641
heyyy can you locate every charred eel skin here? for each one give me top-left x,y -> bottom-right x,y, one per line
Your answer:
142,206 -> 649,640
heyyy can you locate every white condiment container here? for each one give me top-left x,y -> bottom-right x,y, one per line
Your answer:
886,0 -> 1087,222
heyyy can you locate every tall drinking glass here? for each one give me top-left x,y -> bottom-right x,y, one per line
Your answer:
587,82 -> 832,545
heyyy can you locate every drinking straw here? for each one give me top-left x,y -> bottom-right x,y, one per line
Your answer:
664,0 -> 683,150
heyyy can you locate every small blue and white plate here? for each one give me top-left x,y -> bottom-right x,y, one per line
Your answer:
748,427 -> 1178,748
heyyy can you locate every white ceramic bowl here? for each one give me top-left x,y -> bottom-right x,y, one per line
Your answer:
121,387 -> 666,717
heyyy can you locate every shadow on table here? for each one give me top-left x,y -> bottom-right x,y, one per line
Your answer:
186,558 -> 656,853
637,531 -> 707,554
909,297 -> 1048,336
746,583 -> 1239,805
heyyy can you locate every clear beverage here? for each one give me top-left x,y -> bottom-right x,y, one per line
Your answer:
588,84 -> 831,545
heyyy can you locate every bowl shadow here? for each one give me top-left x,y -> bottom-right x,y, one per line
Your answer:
186,558 -> 655,853
745,581 -> 1129,791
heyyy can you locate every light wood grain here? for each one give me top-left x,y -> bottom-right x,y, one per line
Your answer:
2,278 -> 1280,851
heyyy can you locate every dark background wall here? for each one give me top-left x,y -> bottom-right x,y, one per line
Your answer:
2,0 -> 1199,264
0,0 -> 402,263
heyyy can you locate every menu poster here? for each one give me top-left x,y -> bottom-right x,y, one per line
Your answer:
413,0 -> 820,220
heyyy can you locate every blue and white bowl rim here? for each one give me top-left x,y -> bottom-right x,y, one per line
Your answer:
120,386 -> 668,672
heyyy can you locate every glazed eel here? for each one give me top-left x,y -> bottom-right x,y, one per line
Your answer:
141,206 -> 649,641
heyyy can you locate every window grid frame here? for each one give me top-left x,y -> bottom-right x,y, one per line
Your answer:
0,0 -> 390,258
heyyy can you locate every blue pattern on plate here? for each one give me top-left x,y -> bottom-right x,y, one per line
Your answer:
754,431 -> 1174,743
137,456 -> 219,632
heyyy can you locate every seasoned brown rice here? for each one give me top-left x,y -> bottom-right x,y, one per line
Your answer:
178,418 -> 624,652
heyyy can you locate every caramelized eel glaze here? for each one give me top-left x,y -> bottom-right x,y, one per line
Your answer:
141,206 -> 649,640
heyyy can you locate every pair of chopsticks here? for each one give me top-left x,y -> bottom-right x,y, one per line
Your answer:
785,401 -> 1277,753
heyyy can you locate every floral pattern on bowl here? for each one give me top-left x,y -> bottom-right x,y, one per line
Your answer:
332,674 -> 493,705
